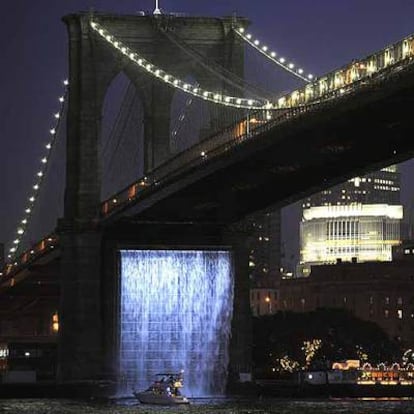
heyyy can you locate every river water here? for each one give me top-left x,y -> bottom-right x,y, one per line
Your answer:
0,398 -> 412,414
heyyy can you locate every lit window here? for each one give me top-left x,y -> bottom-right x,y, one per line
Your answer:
385,297 -> 390,305
369,296 -> 374,305
397,309 -> 403,319
52,312 -> 59,333
385,309 -> 390,318
397,297 -> 403,305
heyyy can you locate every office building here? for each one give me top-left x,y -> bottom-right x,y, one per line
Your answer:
299,166 -> 402,276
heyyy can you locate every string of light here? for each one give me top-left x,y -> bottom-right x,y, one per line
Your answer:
90,21 -> 273,110
234,27 -> 314,83
7,80 -> 69,261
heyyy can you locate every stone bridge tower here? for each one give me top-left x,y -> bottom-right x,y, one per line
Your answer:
58,12 -> 249,385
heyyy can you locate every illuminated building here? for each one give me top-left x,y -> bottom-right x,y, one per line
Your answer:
299,166 -> 402,276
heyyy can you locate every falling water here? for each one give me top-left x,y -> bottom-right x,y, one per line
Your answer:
119,249 -> 234,397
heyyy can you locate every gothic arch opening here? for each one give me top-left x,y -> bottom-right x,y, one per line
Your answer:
100,71 -> 144,201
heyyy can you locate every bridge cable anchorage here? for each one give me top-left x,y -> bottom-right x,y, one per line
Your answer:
159,28 -> 273,101
6,79 -> 69,263
90,21 -> 274,111
234,26 -> 314,83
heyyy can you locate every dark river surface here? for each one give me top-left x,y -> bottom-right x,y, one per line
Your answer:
0,398 -> 413,414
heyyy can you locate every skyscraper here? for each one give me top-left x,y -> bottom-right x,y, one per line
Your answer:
299,166 -> 402,276
248,210 -> 281,282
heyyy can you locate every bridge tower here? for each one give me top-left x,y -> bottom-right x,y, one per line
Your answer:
58,12 -> 249,385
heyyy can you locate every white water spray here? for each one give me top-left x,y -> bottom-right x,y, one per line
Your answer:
119,249 -> 234,397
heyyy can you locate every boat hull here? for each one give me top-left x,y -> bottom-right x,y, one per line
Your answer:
134,391 -> 190,405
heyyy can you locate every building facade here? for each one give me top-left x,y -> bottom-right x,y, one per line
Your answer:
279,254 -> 414,347
247,209 -> 281,282
247,210 -> 281,316
299,166 -> 402,275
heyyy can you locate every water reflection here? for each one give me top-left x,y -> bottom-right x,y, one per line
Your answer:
0,398 -> 412,414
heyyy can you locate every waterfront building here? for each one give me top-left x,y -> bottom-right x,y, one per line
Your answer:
279,244 -> 414,347
250,275 -> 278,316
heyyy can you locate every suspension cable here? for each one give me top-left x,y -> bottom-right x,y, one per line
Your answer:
90,21 -> 272,110
159,28 -> 273,101
8,80 -> 69,261
233,27 -> 314,83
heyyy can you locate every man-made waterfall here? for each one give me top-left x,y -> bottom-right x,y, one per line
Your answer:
119,249 -> 234,397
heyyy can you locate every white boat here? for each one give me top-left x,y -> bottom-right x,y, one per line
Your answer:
134,372 -> 190,405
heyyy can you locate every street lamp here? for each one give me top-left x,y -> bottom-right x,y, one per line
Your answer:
265,296 -> 272,314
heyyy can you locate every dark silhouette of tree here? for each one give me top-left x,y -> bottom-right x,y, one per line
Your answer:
253,308 -> 401,378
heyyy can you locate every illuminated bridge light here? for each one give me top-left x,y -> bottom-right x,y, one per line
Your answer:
91,21 -> 268,110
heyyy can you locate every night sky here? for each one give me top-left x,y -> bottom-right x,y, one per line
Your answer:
1,0 -> 414,266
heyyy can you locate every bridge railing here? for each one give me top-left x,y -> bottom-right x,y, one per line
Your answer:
275,32 -> 414,109
2,234 -> 58,278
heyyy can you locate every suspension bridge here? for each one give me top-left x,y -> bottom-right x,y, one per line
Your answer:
1,11 -> 414,389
